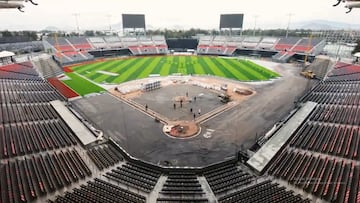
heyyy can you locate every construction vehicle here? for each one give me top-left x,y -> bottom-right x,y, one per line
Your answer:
218,93 -> 230,103
300,70 -> 316,79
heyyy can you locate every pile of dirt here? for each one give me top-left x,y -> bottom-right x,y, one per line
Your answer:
234,88 -> 254,96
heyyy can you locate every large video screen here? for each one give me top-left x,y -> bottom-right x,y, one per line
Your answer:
122,14 -> 146,29
220,14 -> 244,29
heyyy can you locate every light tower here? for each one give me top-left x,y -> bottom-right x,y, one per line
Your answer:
72,13 -> 80,35
285,13 -> 293,38
106,14 -> 112,31
253,15 -> 259,36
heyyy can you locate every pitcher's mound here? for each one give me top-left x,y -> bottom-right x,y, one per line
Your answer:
163,121 -> 200,139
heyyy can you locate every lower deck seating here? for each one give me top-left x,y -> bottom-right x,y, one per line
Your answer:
0,149 -> 91,203
0,120 -> 78,159
218,180 -> 311,203
326,73 -> 360,81
104,162 -> 161,193
0,70 -> 41,81
328,63 -> 360,77
0,62 -> 39,77
203,162 -> 254,195
51,178 -> 146,203
36,58 -> 64,79
289,123 -> 360,160
0,79 -> 66,104
268,149 -> 360,202
87,144 -> 123,170
223,46 -> 237,55
157,172 -> 208,203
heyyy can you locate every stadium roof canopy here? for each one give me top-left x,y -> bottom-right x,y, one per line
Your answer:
0,51 -> 15,58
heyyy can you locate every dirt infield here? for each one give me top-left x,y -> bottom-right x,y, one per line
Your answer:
108,76 -> 255,138
109,75 -> 255,102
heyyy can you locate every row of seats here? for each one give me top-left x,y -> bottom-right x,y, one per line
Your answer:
268,149 -> 360,202
272,51 -> 296,62
218,180 -> 311,203
241,37 -> 262,49
45,36 -> 167,52
0,120 -> 77,159
301,91 -> 360,106
310,81 -> 360,94
66,37 -> 93,51
197,36 -> 271,51
198,36 -> 324,53
128,45 -> 168,56
0,62 -> 39,76
0,78 -> 66,104
197,45 -> 233,56
0,90 -> 64,104
50,178 -> 146,203
104,162 -> 161,193
0,149 -> 91,203
203,162 -> 254,195
157,197 -> 208,203
0,103 -> 60,124
326,73 -> 360,81
0,79 -> 56,92
0,41 -> 44,53
328,62 -> 360,77
36,58 -> 64,79
290,123 -> 360,160
87,144 -> 123,170
157,172 -> 208,202
274,37 -> 302,52
309,104 -> 360,125
0,70 -> 42,81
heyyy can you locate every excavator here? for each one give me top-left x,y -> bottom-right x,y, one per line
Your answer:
300,70 -> 317,79
218,93 -> 230,103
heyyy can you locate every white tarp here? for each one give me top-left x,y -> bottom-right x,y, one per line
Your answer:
0,51 -> 15,58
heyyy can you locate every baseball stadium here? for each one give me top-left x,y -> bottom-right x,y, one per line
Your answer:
1,1 -> 360,203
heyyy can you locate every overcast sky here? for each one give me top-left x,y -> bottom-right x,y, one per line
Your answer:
0,0 -> 360,31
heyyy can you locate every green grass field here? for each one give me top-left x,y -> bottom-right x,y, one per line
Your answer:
71,56 -> 280,85
62,72 -> 105,96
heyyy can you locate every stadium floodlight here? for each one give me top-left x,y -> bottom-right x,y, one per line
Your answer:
72,13 -> 80,35
106,14 -> 112,31
285,13 -> 293,38
253,15 -> 259,36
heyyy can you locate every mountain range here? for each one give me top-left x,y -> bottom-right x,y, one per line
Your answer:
291,20 -> 360,30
